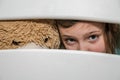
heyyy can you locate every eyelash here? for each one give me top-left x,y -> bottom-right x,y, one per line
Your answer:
65,38 -> 75,42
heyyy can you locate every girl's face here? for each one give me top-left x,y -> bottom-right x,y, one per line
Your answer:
59,21 -> 106,53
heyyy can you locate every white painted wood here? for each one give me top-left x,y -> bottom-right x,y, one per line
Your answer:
0,49 -> 120,80
0,0 -> 120,23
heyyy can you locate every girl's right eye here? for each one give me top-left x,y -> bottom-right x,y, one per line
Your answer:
64,38 -> 76,45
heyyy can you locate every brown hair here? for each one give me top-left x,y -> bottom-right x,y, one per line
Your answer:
104,23 -> 120,54
56,20 -> 120,54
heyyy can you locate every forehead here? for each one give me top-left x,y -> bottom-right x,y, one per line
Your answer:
59,21 -> 105,33
58,21 -> 105,38
58,20 -> 105,29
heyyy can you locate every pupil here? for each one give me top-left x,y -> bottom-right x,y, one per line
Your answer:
91,35 -> 96,39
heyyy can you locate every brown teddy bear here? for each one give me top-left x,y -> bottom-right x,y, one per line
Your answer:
0,19 -> 60,49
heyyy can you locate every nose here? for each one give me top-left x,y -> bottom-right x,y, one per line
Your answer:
77,42 -> 88,51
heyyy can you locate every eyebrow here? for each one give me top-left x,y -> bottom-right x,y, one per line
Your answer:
61,35 -> 77,40
61,35 -> 75,38
86,31 -> 101,35
84,31 -> 101,37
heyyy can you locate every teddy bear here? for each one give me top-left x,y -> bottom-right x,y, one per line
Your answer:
0,19 -> 60,49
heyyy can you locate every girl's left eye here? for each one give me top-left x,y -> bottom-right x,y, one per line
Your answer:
88,35 -> 99,41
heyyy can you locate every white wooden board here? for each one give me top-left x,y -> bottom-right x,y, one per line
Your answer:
0,49 -> 120,80
0,0 -> 120,23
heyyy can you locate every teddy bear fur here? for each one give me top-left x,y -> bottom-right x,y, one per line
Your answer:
0,19 -> 60,49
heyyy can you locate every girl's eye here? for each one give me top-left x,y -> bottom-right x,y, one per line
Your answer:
64,38 -> 76,45
88,35 -> 99,42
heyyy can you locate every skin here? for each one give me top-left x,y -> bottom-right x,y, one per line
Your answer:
58,21 -> 106,53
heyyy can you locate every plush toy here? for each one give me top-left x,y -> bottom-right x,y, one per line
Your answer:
0,19 -> 60,49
